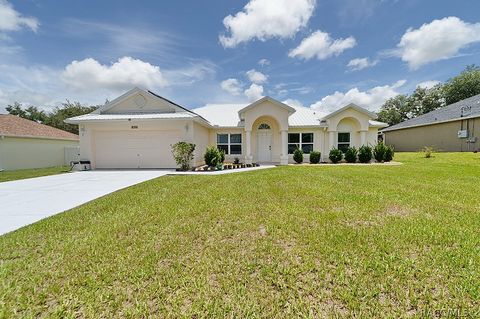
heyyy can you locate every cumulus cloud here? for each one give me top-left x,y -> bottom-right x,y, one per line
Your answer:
347,57 -> 378,71
62,57 -> 168,92
258,58 -> 270,67
289,30 -> 356,60
417,80 -> 440,89
220,78 -> 243,96
246,69 -> 268,84
283,98 -> 304,108
244,83 -> 264,101
219,0 -> 316,48
0,0 -> 39,32
310,80 -> 406,112
396,17 -> 480,69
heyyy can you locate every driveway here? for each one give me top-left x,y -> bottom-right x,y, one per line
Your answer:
0,170 -> 169,236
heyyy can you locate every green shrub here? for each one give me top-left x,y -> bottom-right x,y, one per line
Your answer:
204,146 -> 224,167
358,145 -> 373,163
373,142 -> 387,162
171,142 -> 196,171
233,157 -> 240,164
384,145 -> 394,162
344,146 -> 358,163
421,146 -> 434,158
329,148 -> 343,164
309,151 -> 321,164
293,147 -> 303,163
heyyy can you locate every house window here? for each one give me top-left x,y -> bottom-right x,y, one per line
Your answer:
338,132 -> 350,153
217,133 -> 242,155
258,123 -> 271,130
288,133 -> 314,154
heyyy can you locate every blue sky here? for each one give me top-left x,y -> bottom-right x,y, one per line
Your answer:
1,0 -> 480,114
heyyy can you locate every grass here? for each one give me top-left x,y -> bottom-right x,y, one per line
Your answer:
0,166 -> 69,183
1,153 -> 479,317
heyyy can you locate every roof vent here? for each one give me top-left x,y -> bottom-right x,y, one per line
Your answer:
461,106 -> 471,117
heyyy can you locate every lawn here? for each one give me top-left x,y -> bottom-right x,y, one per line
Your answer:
1,153 -> 479,317
0,166 -> 69,183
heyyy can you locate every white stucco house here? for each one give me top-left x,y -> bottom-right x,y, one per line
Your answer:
65,87 -> 387,169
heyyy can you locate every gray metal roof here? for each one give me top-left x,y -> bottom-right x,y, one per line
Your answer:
382,93 -> 480,132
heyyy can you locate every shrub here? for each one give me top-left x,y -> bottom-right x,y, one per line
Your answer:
204,146 -> 224,167
344,146 -> 358,163
329,148 -> 343,164
171,142 -> 196,171
358,145 -> 373,163
421,146 -> 434,158
293,147 -> 303,163
384,145 -> 395,162
233,157 -> 240,164
373,142 -> 387,162
309,151 -> 321,164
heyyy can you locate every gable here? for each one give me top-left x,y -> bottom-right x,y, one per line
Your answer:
326,107 -> 373,131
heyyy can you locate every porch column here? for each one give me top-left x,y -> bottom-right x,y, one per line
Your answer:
328,131 -> 336,150
245,129 -> 253,164
280,129 -> 288,165
360,130 -> 367,146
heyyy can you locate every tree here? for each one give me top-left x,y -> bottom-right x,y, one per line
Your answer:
44,101 -> 98,134
6,102 -> 26,118
443,65 -> 480,105
6,102 -> 48,123
171,142 -> 195,171
377,95 -> 412,126
407,85 -> 445,117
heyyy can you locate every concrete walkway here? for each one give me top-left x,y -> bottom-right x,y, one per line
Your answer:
0,170 -> 169,236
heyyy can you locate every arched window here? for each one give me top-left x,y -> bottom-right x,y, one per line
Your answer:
258,123 -> 271,130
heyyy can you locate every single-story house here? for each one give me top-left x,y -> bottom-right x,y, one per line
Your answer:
382,94 -> 480,152
65,87 -> 387,169
0,114 -> 79,171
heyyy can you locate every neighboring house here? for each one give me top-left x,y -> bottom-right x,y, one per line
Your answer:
65,87 -> 387,169
0,115 -> 79,171
382,94 -> 480,152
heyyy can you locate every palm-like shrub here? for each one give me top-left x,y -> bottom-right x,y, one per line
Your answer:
344,146 -> 358,163
309,151 -> 321,164
293,147 -> 303,163
358,145 -> 373,163
329,148 -> 343,164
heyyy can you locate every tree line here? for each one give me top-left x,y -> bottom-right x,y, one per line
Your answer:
6,101 -> 100,135
377,65 -> 480,126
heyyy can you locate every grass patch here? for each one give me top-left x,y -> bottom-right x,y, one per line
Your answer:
0,166 -> 69,183
1,153 -> 480,317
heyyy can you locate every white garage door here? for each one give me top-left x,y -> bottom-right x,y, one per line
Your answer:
94,130 -> 181,168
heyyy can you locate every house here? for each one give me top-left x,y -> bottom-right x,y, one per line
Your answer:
0,114 -> 79,171
65,87 -> 387,169
382,94 -> 480,152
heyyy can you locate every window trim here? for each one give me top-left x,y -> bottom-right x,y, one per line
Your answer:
217,133 -> 242,155
288,132 -> 314,154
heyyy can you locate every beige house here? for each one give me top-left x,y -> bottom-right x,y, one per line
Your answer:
66,87 -> 387,169
382,94 -> 480,152
0,115 -> 79,171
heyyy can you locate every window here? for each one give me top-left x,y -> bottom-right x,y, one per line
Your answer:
337,132 -> 350,153
288,133 -> 314,154
258,123 -> 271,130
217,133 -> 242,155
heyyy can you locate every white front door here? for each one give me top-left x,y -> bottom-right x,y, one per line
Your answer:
257,130 -> 272,162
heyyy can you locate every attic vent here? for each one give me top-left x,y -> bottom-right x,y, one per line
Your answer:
461,106 -> 471,117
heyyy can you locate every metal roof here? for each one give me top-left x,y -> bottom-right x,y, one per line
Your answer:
65,112 -> 198,123
382,94 -> 480,132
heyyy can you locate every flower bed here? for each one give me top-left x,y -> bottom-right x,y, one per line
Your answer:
193,163 -> 260,172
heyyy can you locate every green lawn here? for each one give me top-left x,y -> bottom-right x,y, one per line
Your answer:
1,153 -> 479,317
0,166 -> 69,183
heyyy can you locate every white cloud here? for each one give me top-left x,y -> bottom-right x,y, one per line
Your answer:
246,69 -> 268,84
347,57 -> 378,71
417,80 -> 440,89
396,17 -> 480,69
219,0 -> 316,48
310,80 -> 406,112
0,1 -> 39,32
61,57 -> 168,92
283,98 -> 304,108
220,78 -> 243,96
289,30 -> 356,60
244,83 -> 264,101
258,58 -> 270,67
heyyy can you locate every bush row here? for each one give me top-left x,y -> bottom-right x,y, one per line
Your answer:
328,142 -> 394,164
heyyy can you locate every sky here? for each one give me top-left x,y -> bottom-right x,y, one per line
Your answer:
1,0 -> 480,115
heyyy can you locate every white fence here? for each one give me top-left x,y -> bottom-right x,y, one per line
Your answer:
64,146 -> 80,165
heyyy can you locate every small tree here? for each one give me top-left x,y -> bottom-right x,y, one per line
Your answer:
358,145 -> 373,163
329,148 -> 343,164
344,146 -> 358,163
293,147 -> 303,163
171,142 -> 196,171
309,151 -> 321,164
373,142 -> 387,162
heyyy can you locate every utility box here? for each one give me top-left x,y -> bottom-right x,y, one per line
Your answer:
458,130 -> 468,138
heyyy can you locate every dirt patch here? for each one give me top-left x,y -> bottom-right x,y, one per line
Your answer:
383,204 -> 414,217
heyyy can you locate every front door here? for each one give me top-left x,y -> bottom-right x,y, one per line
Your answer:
257,130 -> 272,162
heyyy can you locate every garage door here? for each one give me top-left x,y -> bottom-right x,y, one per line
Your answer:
94,130 -> 181,168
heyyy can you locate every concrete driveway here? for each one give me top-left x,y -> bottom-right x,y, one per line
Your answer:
0,170 -> 169,236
